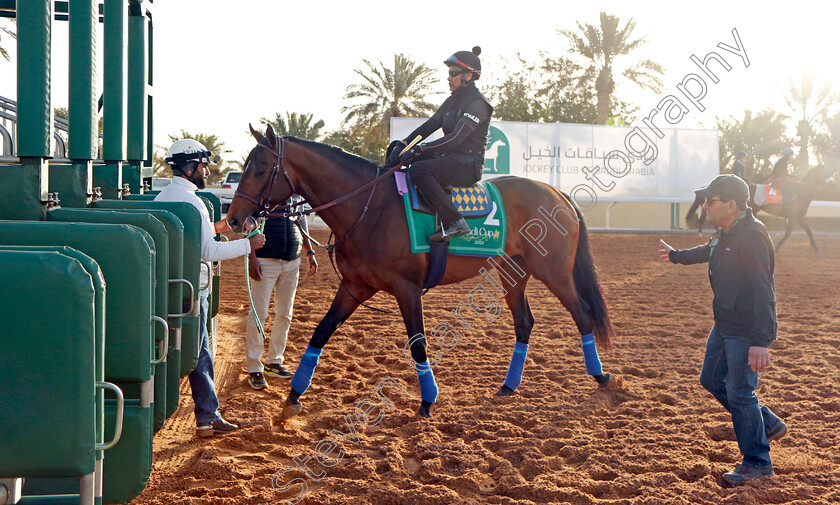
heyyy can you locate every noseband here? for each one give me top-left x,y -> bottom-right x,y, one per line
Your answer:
233,138 -> 295,217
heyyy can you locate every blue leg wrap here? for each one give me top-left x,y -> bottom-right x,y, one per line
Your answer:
416,360 -> 438,403
503,341 -> 529,391
581,332 -> 603,376
290,345 -> 322,395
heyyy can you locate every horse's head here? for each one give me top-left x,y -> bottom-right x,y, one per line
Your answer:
226,124 -> 295,234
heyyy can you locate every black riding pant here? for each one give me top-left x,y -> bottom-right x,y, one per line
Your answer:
408,154 -> 481,223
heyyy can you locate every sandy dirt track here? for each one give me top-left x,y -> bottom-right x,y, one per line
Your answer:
132,230 -> 840,505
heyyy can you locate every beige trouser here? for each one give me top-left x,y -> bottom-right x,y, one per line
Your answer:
245,256 -> 301,373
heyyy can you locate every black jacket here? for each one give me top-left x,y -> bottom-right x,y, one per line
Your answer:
257,201 -> 308,261
669,209 -> 777,347
405,82 -> 493,164
731,160 -> 745,179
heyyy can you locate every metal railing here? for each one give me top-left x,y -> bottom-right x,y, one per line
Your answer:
0,94 -> 103,163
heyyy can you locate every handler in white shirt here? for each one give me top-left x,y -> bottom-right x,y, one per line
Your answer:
156,139 -> 266,437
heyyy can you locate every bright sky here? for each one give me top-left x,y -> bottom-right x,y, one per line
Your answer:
1,1 -> 836,160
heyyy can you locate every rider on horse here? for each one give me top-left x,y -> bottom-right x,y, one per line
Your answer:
386,46 -> 494,241
770,147 -> 794,186
731,151 -> 747,180
770,147 -> 796,203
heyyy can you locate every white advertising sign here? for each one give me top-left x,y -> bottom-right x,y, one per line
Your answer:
391,118 -> 719,204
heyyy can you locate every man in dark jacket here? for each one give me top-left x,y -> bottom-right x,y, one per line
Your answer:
244,200 -> 317,391
387,46 -> 493,241
658,174 -> 787,486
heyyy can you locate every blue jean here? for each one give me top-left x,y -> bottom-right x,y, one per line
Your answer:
188,289 -> 221,424
699,326 -> 781,469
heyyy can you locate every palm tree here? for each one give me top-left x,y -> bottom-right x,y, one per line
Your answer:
716,110 -> 791,179
812,112 -> 840,167
780,69 -> 837,174
561,12 -> 664,125
165,130 -> 232,185
1,19 -> 15,62
260,111 -> 325,141
340,54 -> 439,157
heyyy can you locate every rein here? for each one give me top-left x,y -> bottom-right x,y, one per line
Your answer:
237,137 -> 402,313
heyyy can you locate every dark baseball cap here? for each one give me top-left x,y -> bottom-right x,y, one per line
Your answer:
694,174 -> 749,202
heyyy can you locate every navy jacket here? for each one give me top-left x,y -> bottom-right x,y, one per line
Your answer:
669,209 -> 777,347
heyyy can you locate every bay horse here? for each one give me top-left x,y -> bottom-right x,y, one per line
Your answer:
685,166 -> 833,252
226,125 -> 618,419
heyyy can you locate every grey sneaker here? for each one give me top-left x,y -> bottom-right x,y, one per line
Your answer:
722,464 -> 773,486
264,363 -> 293,378
766,420 -> 788,443
195,418 -> 239,438
248,371 -> 268,390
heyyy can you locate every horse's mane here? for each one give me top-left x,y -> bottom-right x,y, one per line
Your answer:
283,136 -> 380,174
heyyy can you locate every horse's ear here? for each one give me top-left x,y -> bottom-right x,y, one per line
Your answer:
249,123 -> 266,144
265,124 -> 277,147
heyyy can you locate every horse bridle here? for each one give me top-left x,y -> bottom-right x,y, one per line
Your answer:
235,137 -> 403,226
233,138 -> 295,218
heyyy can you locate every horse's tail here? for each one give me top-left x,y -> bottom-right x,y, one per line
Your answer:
685,195 -> 702,224
562,192 -> 615,351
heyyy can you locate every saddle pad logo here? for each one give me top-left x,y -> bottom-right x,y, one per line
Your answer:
403,182 -> 506,257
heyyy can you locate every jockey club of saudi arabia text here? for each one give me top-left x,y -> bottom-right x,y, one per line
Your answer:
261,27 -> 748,504
531,27 -> 749,212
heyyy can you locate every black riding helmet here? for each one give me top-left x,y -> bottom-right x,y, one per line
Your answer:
444,46 -> 482,79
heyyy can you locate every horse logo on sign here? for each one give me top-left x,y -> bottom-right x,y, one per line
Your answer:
483,126 -> 510,175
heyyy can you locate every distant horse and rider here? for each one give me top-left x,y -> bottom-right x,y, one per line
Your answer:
686,149 -> 836,252
226,125 -> 620,420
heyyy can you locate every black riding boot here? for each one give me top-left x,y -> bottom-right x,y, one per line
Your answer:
410,167 -> 470,240
430,217 -> 470,241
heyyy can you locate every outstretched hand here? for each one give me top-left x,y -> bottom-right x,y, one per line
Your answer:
658,239 -> 674,261
249,232 -> 266,251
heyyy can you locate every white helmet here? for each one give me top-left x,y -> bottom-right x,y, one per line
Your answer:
164,139 -> 218,169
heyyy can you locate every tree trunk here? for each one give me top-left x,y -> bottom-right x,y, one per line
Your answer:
595,67 -> 614,125
797,119 -> 810,175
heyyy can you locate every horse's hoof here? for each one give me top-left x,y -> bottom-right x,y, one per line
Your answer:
416,401 -> 433,418
496,385 -> 515,396
280,399 -> 302,420
596,373 -> 623,390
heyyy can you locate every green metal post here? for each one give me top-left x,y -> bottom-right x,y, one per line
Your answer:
1,0 -> 51,220
16,0 -> 52,157
675,203 -> 680,229
94,0 -> 127,199
125,1 -> 148,194
144,9 -> 154,184
53,0 -> 98,208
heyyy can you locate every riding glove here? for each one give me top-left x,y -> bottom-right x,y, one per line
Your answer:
385,140 -> 406,167
399,144 -> 424,166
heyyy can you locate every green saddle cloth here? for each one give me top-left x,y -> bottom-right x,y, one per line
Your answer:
402,181 -> 506,256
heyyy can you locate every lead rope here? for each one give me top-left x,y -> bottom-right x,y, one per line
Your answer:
245,218 -> 267,340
